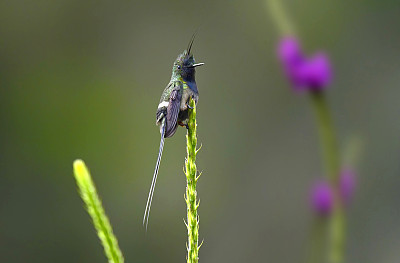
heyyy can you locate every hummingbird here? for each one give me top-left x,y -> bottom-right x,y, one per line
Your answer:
143,35 -> 204,229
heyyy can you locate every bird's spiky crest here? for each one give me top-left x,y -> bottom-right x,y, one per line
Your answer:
187,32 -> 196,57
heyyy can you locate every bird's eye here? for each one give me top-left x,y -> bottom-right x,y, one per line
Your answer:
177,65 -> 181,69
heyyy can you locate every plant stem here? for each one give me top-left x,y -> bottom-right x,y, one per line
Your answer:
309,91 -> 345,263
73,160 -> 124,263
309,92 -> 340,182
185,98 -> 200,263
266,0 -> 295,36
266,1 -> 346,262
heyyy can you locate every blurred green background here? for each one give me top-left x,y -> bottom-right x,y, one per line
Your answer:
1,0 -> 400,262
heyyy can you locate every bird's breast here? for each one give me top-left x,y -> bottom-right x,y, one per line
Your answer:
183,80 -> 198,94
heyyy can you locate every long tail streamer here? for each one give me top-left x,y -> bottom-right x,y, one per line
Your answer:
143,123 -> 166,230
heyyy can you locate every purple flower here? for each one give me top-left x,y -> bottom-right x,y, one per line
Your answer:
339,168 -> 356,205
310,179 -> 334,216
277,37 -> 333,91
277,37 -> 304,68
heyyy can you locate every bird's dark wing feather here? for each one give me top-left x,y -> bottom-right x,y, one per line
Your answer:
164,84 -> 182,138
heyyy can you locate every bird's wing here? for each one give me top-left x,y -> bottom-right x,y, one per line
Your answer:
164,82 -> 182,138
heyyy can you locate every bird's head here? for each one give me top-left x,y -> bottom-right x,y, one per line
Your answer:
172,35 -> 204,81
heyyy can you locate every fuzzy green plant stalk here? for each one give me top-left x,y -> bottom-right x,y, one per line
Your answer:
184,98 -> 201,263
73,159 -> 124,263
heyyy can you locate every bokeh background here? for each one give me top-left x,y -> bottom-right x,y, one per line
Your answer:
1,0 -> 400,262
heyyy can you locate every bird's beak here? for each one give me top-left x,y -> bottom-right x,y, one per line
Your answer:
191,62 -> 204,68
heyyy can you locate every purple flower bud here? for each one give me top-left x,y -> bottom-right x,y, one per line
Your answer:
310,180 -> 334,216
277,37 -> 304,68
339,168 -> 356,205
296,52 -> 332,90
277,37 -> 333,91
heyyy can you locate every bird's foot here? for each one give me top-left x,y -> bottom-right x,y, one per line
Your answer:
178,121 -> 189,129
186,96 -> 194,109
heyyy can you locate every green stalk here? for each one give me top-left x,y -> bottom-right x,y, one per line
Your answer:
266,1 -> 346,262
73,160 -> 124,263
266,0 -> 295,36
309,92 -> 340,182
184,98 -> 201,263
309,91 -> 344,263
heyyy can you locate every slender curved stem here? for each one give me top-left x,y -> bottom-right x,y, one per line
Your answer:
267,1 -> 346,262
266,0 -> 296,36
309,92 -> 340,182
73,160 -> 124,263
310,91 -> 344,263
